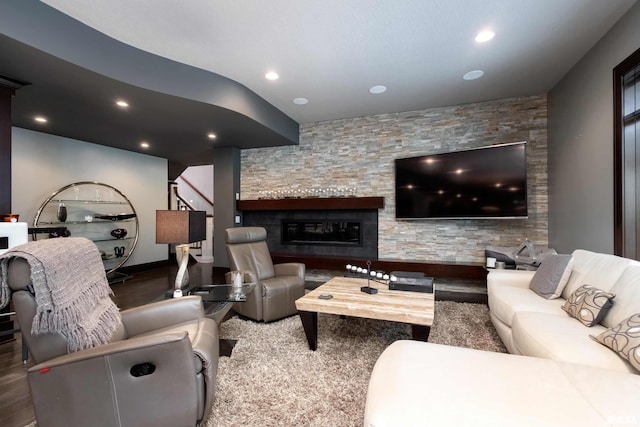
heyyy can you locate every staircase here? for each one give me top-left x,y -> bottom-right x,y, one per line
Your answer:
170,165 -> 214,263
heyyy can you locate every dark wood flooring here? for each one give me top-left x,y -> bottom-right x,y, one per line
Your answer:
0,262 -> 216,427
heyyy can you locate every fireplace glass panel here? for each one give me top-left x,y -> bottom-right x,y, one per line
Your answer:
282,220 -> 361,246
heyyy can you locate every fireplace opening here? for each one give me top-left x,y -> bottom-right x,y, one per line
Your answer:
282,220 -> 362,247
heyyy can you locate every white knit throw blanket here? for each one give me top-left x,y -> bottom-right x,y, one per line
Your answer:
0,237 -> 121,352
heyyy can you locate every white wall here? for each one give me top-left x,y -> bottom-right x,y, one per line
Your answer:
181,165 -> 213,199
548,2 -> 640,254
11,127 -> 168,267
178,165 -> 214,214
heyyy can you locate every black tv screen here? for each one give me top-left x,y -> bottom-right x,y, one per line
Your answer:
395,142 -> 527,219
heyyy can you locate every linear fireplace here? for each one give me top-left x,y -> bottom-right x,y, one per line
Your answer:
240,205 -> 378,259
282,220 -> 362,247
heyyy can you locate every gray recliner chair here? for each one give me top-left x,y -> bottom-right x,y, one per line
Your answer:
225,227 -> 305,322
2,247 -> 219,427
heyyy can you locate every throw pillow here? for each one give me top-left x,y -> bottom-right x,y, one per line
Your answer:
590,313 -> 640,372
529,254 -> 574,299
561,284 -> 616,327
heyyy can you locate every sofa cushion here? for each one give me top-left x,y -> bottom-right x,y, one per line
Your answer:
529,254 -> 573,299
562,285 -> 615,327
488,284 -> 565,328
591,313 -> 640,373
603,265 -> 640,328
562,250 -> 635,299
512,312 -> 635,373
364,340 -> 640,427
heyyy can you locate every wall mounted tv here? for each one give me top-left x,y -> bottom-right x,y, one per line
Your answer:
395,142 -> 527,219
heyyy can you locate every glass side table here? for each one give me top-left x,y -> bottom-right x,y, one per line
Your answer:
186,283 -> 257,303
164,283 -> 257,318
184,283 -> 257,357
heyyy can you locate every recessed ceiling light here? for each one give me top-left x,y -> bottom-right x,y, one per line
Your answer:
293,98 -> 309,105
475,30 -> 495,43
34,116 -> 47,123
140,142 -> 149,149
207,133 -> 217,140
369,85 -> 387,94
463,70 -> 484,80
115,100 -> 129,108
265,71 -> 279,81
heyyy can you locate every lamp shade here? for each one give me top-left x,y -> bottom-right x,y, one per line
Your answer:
156,210 -> 206,244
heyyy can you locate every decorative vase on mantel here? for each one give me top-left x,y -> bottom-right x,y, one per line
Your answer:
57,202 -> 67,222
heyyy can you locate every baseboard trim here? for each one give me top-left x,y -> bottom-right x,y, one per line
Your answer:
117,260 -> 170,274
436,291 -> 488,304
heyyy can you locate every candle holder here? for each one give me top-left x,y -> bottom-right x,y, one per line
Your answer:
345,261 -> 397,294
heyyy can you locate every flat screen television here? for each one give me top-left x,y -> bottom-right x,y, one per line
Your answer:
395,142 -> 527,219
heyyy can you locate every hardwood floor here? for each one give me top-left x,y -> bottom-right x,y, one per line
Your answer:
0,262 -> 218,427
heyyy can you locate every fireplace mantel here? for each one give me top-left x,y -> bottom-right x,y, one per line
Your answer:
236,197 -> 384,211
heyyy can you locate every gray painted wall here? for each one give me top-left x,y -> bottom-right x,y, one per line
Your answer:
0,1 -> 298,144
548,2 -> 640,254
213,147 -> 241,268
11,127 -> 168,267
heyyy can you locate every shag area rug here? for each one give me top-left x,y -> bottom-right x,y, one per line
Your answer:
205,301 -> 506,427
22,301 -> 505,427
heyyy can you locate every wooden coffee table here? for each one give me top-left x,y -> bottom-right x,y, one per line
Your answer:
295,276 -> 435,350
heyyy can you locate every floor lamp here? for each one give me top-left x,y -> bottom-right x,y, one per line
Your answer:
156,210 -> 207,298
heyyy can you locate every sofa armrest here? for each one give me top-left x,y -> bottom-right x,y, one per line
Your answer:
121,295 -> 204,337
274,262 -> 305,279
27,332 -> 200,426
487,269 -> 536,289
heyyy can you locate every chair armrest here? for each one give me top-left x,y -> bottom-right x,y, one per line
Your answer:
274,262 -> 305,278
487,269 -> 536,290
27,333 -> 200,426
121,295 -> 204,337
28,332 -> 191,370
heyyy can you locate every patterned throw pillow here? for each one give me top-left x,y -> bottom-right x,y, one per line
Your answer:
590,313 -> 640,372
561,284 -> 615,327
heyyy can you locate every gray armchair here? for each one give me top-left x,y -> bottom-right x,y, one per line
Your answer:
3,251 -> 218,427
225,227 -> 305,322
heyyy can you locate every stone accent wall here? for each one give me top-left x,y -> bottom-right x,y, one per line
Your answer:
241,94 -> 548,263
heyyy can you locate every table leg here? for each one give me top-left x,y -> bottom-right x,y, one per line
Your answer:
219,339 -> 238,357
298,310 -> 318,351
412,324 -> 431,341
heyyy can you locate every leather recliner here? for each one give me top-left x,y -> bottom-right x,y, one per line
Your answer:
225,227 -> 305,322
5,256 -> 219,427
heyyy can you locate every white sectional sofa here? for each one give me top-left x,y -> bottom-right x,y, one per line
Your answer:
364,249 -> 640,426
488,249 -> 640,373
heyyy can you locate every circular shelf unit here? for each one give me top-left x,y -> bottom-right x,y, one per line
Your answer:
33,181 -> 139,277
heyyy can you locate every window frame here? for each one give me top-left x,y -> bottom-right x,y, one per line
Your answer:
614,46 -> 640,257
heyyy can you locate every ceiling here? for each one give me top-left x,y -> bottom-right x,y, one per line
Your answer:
1,0 -> 637,172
